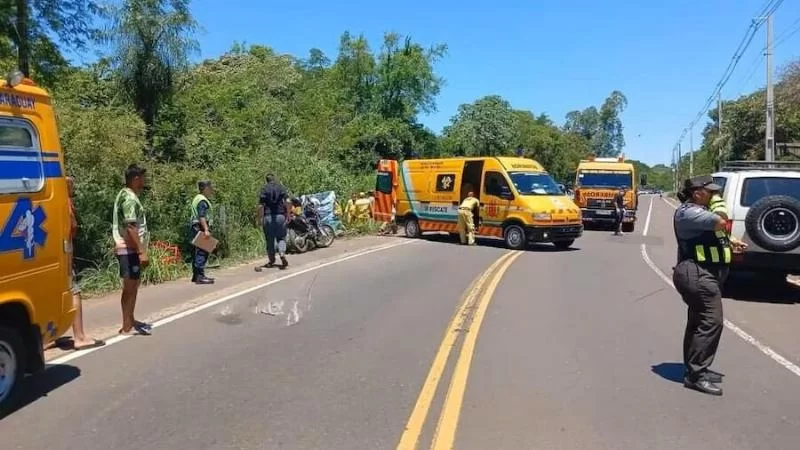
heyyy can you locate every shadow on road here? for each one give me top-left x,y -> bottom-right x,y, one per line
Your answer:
1,364 -> 81,420
651,362 -> 684,384
419,233 -> 581,252
723,273 -> 800,305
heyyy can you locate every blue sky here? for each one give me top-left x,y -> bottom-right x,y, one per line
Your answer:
84,0 -> 800,166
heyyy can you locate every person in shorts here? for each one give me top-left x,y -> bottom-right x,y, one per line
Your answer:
112,164 -> 152,335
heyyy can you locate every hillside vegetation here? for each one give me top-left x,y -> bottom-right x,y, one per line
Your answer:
2,1 -> 675,291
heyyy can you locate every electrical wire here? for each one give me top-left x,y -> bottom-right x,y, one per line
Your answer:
671,0 -> 785,150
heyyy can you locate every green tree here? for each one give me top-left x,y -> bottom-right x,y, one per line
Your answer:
324,32 -> 446,169
512,109 -> 587,182
564,106 -> 600,143
102,0 -> 198,154
442,95 -> 517,156
374,32 -> 446,121
0,0 -> 99,84
563,91 -> 627,157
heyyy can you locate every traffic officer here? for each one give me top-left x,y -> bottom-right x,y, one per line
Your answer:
189,180 -> 215,284
457,189 -> 480,245
673,175 -> 746,396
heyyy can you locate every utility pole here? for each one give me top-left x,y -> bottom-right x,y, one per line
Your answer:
765,13 -> 775,162
718,93 -> 723,167
677,142 -> 682,185
672,146 -> 678,192
689,125 -> 694,178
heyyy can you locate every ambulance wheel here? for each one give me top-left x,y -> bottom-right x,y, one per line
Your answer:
0,327 -> 25,418
405,218 -> 422,238
503,224 -> 526,250
622,222 -> 635,233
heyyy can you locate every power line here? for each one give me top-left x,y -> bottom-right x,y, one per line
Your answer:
774,15 -> 800,48
733,13 -> 800,95
672,0 -> 785,154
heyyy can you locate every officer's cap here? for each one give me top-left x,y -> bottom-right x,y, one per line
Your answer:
683,175 -> 721,193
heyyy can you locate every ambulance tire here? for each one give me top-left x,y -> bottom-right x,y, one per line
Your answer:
503,224 -> 526,250
622,222 -> 635,233
405,217 -> 422,238
0,327 -> 25,419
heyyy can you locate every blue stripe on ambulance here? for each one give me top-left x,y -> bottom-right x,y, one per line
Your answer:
0,159 -> 63,179
0,149 -> 60,158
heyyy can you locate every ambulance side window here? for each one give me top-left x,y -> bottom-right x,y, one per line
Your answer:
484,171 -> 511,198
376,171 -> 392,194
0,119 -> 44,194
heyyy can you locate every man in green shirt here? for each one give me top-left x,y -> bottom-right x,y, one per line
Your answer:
112,164 -> 152,335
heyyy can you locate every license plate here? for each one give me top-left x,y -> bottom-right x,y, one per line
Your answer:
595,210 -> 612,216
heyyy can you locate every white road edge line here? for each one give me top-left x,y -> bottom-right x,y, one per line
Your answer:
641,196 -> 800,377
50,240 -> 414,365
642,195 -> 654,237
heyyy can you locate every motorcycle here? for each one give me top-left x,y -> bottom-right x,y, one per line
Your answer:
286,201 -> 336,253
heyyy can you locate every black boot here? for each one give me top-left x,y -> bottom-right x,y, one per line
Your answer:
684,377 -> 723,396
194,275 -> 214,285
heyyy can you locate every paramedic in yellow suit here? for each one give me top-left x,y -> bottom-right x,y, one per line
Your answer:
458,190 -> 480,245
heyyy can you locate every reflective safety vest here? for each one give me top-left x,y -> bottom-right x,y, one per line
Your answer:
675,206 -> 731,266
190,194 -> 213,227
709,194 -> 729,241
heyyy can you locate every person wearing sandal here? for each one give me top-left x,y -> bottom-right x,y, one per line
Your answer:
112,164 -> 153,336
66,177 -> 105,350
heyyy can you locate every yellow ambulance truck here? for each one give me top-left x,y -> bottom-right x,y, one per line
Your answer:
573,156 -> 639,232
0,71 -> 75,415
374,157 -> 583,250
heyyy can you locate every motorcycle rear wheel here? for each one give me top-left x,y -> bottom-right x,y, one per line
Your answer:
287,229 -> 310,254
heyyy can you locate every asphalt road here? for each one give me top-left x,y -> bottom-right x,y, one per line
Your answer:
3,195 -> 800,450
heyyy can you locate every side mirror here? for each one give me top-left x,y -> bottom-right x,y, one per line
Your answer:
499,185 -> 514,200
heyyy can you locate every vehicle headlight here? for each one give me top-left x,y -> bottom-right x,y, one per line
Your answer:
533,212 -> 551,221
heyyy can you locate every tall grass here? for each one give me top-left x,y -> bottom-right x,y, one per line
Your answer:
79,246 -> 190,295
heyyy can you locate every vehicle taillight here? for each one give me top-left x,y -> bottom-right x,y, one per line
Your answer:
573,188 -> 580,201
725,219 -> 732,234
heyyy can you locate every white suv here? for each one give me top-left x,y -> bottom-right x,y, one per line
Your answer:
712,161 -> 800,282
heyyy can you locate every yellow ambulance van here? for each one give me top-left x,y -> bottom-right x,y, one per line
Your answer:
374,157 -> 583,249
0,71 -> 74,415
573,155 -> 639,232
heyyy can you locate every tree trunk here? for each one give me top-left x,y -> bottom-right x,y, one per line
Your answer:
15,0 -> 30,76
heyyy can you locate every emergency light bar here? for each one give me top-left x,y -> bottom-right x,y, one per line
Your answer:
581,154 -> 626,163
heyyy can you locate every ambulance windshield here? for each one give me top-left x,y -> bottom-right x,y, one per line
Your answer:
508,172 -> 563,196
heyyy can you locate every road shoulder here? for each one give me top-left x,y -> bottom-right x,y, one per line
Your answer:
47,236 -> 398,361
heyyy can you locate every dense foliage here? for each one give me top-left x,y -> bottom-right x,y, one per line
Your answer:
680,61 -> 800,178
1,0 -> 675,288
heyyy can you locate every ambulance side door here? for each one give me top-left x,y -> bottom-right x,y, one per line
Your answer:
481,170 -> 512,226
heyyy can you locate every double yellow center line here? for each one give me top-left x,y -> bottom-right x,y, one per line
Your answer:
397,250 -> 524,450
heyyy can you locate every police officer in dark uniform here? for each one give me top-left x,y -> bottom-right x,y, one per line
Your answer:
189,180 -> 214,285
256,174 -> 290,270
673,175 -> 747,396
